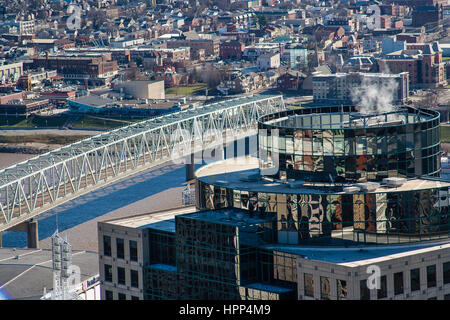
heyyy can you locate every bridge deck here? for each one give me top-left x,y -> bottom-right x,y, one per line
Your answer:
0,94 -> 285,232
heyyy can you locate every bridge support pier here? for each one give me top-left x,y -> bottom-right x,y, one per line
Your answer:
185,153 -> 195,182
8,220 -> 39,249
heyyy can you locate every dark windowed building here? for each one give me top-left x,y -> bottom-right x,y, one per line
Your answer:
98,105 -> 450,300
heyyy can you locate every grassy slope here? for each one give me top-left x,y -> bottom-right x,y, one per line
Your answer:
442,126 -> 450,143
165,84 -> 207,95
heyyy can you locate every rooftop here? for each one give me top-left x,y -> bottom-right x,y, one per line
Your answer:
103,206 -> 197,231
181,208 -> 274,227
196,156 -> 450,195
68,95 -> 114,108
262,241 -> 450,266
260,107 -> 437,130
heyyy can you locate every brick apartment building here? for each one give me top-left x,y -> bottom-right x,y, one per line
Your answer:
220,40 -> 245,60
166,39 -> 220,59
277,71 -> 305,91
31,53 -> 118,85
380,4 -> 406,16
377,42 -> 447,88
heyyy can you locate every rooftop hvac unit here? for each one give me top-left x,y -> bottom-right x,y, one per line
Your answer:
343,186 -> 360,194
355,182 -> 380,192
382,177 -> 407,188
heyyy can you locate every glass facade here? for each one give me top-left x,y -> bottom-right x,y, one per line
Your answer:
196,179 -> 450,245
258,106 -> 441,182
144,210 -> 296,300
195,105 -> 450,246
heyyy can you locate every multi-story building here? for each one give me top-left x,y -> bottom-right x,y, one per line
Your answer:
0,19 -> 34,35
282,46 -> 308,70
277,71 -> 305,91
166,39 -> 220,59
98,98 -> 450,300
257,53 -> 280,71
243,43 -> 281,61
341,56 -> 377,73
31,53 -> 118,85
0,62 -> 23,84
312,72 -> 409,105
17,69 -> 58,90
218,70 -> 264,94
220,40 -> 245,60
377,42 -> 447,89
18,19 -> 35,35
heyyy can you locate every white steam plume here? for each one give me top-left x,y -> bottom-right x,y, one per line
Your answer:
351,76 -> 399,114
350,65 -> 399,115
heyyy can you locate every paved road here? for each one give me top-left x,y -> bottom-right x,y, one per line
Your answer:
0,153 -> 35,169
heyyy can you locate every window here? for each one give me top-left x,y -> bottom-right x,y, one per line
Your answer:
131,296 -> 139,300
103,235 -> 111,256
360,279 -> 370,300
336,279 -> 347,300
116,238 -> 124,259
104,290 -> 113,300
320,276 -> 330,300
445,294 -> 450,300
118,293 -> 126,300
410,268 -> 420,292
443,262 -> 450,284
377,275 -> 387,299
118,267 -> 126,285
130,240 -> 138,262
304,273 -> 314,297
131,270 -> 139,288
104,264 -> 112,282
427,265 -> 436,288
394,272 -> 404,295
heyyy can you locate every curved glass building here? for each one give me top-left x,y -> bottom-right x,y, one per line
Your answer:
258,106 -> 441,181
196,106 -> 449,246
